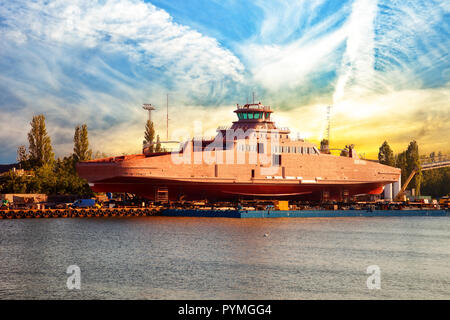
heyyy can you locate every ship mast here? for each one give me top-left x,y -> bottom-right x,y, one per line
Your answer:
166,93 -> 169,140
326,105 -> 332,143
142,104 -> 155,122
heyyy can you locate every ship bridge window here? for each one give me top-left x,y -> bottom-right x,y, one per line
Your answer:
248,113 -> 254,119
243,113 -> 248,119
254,112 -> 260,119
273,154 -> 281,166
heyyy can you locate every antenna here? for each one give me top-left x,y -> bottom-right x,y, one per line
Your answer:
326,105 -> 332,143
142,104 -> 155,122
166,93 -> 169,140
252,92 -> 255,104
320,105 -> 332,154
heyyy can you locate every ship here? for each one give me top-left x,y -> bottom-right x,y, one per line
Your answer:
76,102 -> 401,202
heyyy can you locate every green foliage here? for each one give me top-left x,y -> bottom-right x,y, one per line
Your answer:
340,144 -> 354,157
16,145 -> 32,170
154,135 -> 162,153
27,114 -> 54,167
395,151 -> 408,186
378,141 -> 395,167
0,170 -> 31,193
320,139 -> 330,153
0,155 -> 93,196
421,167 -> 450,198
406,140 -> 422,195
0,117 -> 93,196
144,120 -> 155,153
394,141 -> 426,196
92,151 -> 110,159
73,124 -> 92,162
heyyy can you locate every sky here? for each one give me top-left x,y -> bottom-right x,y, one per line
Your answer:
0,0 -> 449,163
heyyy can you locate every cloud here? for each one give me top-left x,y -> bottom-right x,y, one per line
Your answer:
0,0 -> 245,162
0,0 -> 448,163
333,0 -> 377,103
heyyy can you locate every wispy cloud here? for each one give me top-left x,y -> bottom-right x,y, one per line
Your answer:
333,0 -> 377,103
0,0 -> 245,161
0,0 -> 448,162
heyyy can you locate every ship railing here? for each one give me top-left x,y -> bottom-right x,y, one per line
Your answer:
236,104 -> 271,111
192,136 -> 216,141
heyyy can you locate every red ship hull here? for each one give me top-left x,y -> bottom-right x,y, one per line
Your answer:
89,176 -> 384,201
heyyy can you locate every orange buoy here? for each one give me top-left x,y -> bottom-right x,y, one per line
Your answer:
35,210 -> 42,218
15,210 -> 24,219
78,209 -> 86,218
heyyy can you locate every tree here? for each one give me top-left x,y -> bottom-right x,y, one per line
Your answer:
73,124 -> 92,162
340,144 -> 354,157
340,147 -> 349,157
395,151 -> 408,185
421,150 -> 449,198
144,120 -> 155,153
92,151 -> 109,159
378,141 -> 395,166
320,139 -> 330,154
27,114 -> 54,167
429,151 -> 436,162
406,140 -> 422,195
16,145 -> 30,169
154,135 -> 162,153
0,169 -> 30,193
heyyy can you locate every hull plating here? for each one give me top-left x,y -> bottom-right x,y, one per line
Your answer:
89,176 -> 385,201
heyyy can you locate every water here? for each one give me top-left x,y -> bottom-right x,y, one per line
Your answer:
0,216 -> 449,299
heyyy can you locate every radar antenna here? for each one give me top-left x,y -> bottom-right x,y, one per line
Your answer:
142,104 -> 156,122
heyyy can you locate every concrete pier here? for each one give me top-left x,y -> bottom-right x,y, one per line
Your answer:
383,183 -> 393,200
393,177 -> 401,199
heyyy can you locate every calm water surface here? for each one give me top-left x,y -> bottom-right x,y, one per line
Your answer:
0,216 -> 449,299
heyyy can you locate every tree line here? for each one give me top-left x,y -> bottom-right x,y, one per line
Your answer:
0,115 -> 166,196
378,140 -> 449,198
1,115 -> 94,195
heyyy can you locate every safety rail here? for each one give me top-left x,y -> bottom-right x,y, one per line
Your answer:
236,104 -> 271,111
